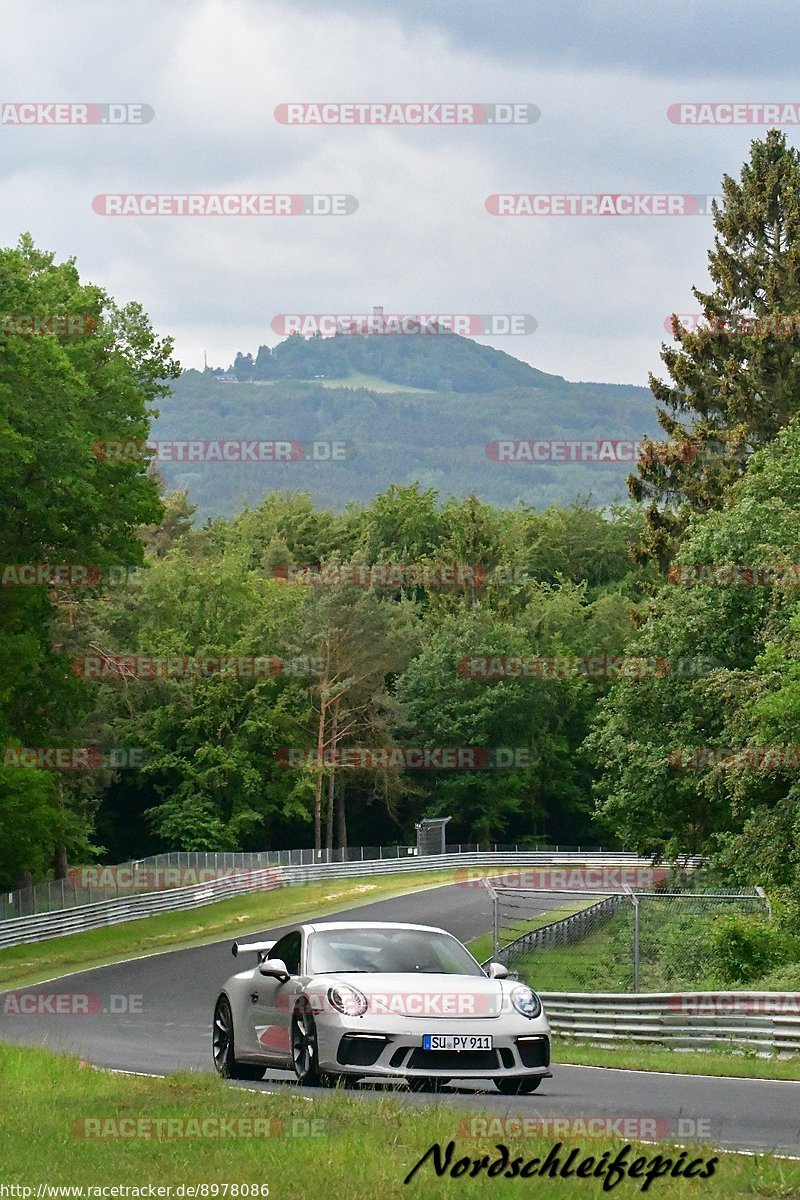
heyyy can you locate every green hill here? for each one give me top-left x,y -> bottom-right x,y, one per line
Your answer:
152,332 -> 660,519
229,326 -> 561,393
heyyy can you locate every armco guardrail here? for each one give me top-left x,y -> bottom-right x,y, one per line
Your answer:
0,852 -> 667,950
541,991 -> 800,1052
1,843 -> 648,919
496,894 -> 623,962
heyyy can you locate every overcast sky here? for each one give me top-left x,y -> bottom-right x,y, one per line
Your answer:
2,0 -> 798,385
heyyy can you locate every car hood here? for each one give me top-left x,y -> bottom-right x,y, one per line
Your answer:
319,971 -> 507,1019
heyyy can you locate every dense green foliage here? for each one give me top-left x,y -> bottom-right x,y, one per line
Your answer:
155,371 -> 657,520
632,130 -> 800,567
5,132 -> 800,908
72,489 -> 651,867
590,422 -> 800,895
232,327 -> 557,392
0,236 -> 178,884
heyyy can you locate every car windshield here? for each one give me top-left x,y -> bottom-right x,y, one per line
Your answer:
307,928 -> 485,976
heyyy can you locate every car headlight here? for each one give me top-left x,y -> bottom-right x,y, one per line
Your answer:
326,984 -> 368,1017
510,986 -> 542,1019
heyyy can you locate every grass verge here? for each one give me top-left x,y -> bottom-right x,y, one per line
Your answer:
553,1037 -> 800,1081
466,901 -> 595,967
0,1044 -> 797,1198
0,871 -> 454,991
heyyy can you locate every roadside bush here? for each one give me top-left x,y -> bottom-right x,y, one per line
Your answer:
708,915 -> 795,984
754,962 -> 800,990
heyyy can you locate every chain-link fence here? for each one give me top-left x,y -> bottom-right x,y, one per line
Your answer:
0,842 -> 626,920
487,883 -> 770,993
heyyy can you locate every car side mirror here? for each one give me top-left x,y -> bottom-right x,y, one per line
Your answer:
485,961 -> 509,979
259,957 -> 290,982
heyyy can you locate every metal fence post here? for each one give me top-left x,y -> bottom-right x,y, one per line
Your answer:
483,879 -> 499,962
755,885 -> 772,921
632,893 -> 640,992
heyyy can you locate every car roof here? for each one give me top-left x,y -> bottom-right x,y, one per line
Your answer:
300,921 -> 450,935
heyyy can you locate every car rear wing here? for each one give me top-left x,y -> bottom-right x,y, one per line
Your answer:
232,940 -> 276,962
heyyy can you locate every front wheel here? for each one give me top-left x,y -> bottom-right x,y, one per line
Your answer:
494,1075 -> 543,1095
212,995 -> 265,1080
291,1000 -> 330,1087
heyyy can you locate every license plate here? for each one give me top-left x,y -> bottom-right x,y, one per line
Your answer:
422,1034 -> 493,1051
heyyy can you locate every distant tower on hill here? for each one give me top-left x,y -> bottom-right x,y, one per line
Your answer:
338,305 -> 385,336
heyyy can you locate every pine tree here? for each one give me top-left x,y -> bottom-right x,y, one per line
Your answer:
631,130 -> 800,568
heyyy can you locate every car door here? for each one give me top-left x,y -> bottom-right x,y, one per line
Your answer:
249,931 -> 305,1063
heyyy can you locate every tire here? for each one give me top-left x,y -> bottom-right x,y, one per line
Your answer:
212,995 -> 266,1080
494,1076 -> 543,1095
407,1077 -> 450,1092
290,1000 -> 330,1087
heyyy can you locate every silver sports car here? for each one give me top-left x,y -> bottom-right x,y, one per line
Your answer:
212,920 -> 551,1093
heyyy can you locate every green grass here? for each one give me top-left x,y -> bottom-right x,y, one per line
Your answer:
511,902 -> 791,995
0,871 -> 455,991
466,901 -> 596,968
252,372 -> 436,393
0,1044 -> 797,1197
553,1037 -> 800,1081
515,910 -> 636,992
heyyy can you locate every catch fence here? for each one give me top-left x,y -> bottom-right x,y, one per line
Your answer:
486,880 -> 770,993
0,844 -> 656,921
0,850 -> 669,949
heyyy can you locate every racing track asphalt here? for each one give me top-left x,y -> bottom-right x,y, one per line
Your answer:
1,882 -> 798,1156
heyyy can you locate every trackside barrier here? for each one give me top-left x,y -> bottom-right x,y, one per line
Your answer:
488,885 -> 767,993
0,853 -> 674,949
540,991 -> 800,1052
1,845 -> 663,919
496,894 -> 624,961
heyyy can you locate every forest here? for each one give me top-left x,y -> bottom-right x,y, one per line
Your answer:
2,132 -> 800,914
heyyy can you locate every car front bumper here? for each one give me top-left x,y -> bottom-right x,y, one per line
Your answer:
318,1020 -> 551,1079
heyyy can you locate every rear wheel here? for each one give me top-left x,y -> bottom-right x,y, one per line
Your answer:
494,1075 -> 543,1095
212,995 -> 265,1080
